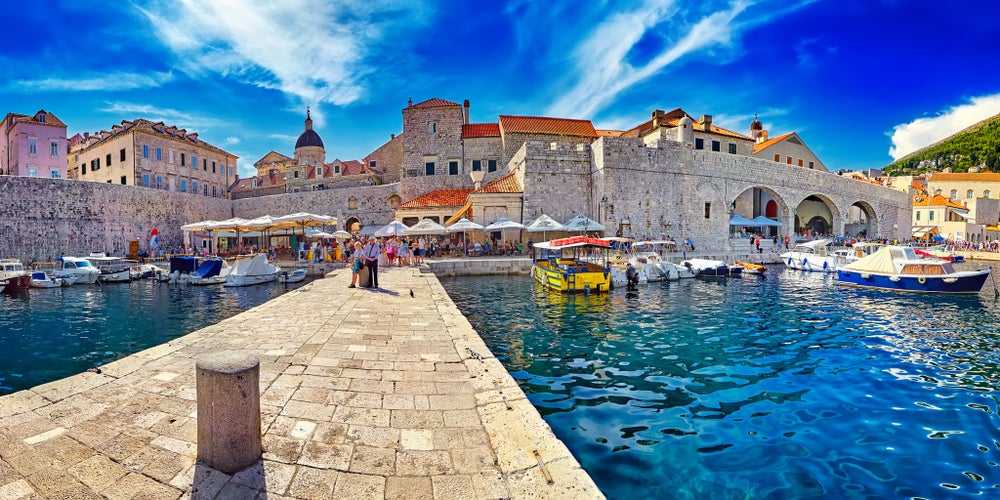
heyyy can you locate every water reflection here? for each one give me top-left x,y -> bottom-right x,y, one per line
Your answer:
442,269 -> 1000,499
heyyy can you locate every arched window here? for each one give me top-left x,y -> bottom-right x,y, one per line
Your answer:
765,200 -> 778,218
950,189 -> 957,199
985,190 -> 992,198
967,189 -> 974,198
388,194 -> 401,208
348,196 -> 358,210
935,189 -> 942,196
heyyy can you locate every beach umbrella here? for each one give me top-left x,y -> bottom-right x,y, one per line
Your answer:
406,218 -> 447,235
561,214 -> 605,233
307,230 -> 337,239
483,217 -> 525,231
447,217 -> 484,251
333,230 -> 353,239
271,213 -> 337,244
525,213 -> 565,240
374,220 -> 409,237
729,214 -> 758,226
358,225 -> 379,236
750,215 -> 782,227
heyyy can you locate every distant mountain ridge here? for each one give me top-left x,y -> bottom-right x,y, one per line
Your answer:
885,112 -> 1000,175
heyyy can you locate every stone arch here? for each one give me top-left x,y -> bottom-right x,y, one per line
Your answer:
388,193 -> 401,208
730,185 -> 791,236
845,200 -> 878,237
344,217 -> 361,234
792,194 -> 842,235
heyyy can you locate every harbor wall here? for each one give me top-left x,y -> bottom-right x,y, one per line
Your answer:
0,176 -> 229,262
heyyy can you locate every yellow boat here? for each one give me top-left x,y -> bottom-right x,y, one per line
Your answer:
532,236 -> 612,293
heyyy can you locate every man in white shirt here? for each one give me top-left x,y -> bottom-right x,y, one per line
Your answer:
363,237 -> 382,288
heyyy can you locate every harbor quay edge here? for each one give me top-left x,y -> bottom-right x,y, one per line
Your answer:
0,267 -> 604,499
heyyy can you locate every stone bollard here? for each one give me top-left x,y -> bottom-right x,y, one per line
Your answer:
196,350 -> 262,474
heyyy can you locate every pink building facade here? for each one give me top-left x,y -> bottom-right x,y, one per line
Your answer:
0,110 -> 68,178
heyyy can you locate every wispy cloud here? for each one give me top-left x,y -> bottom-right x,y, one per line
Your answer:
12,71 -> 173,93
223,136 -> 240,146
99,101 -> 223,130
136,0 -> 430,118
889,93 -> 1000,160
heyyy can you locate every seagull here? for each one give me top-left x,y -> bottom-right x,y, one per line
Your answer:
409,289 -> 414,298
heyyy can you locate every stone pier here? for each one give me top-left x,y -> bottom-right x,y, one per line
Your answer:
0,267 -> 602,499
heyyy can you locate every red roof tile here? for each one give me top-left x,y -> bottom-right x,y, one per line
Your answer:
595,129 -> 624,137
462,123 -> 500,138
499,115 -> 597,138
698,122 -> 751,140
475,171 -> 521,193
752,132 -> 795,154
931,172 -> 1000,182
409,98 -> 460,109
399,188 -> 475,209
230,172 -> 286,191
342,160 -> 365,176
913,193 -> 967,209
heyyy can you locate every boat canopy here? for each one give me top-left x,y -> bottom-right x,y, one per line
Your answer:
841,246 -> 920,274
193,259 -> 223,278
169,256 -> 199,273
534,236 -> 611,250
230,254 -> 273,275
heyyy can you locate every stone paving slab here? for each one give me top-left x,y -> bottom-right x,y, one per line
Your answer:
0,266 -> 604,499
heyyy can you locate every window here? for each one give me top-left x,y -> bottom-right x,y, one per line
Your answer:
550,142 -> 558,150
192,181 -> 198,193
51,140 -> 59,157
986,190 -> 992,198
204,185 -> 208,196
212,186 -> 217,197
704,202 -> 711,219
449,160 -> 458,175
203,158 -> 207,171
369,160 -> 377,169
191,155 -> 197,169
156,176 -> 162,188
80,163 -> 85,174
808,161 -> 814,169
425,162 -> 435,176
169,150 -> 174,163
143,145 -> 149,158
786,156 -> 792,164
334,163 -> 340,174
50,169 -> 59,179
488,159 -> 497,172
91,158 -> 99,171
143,174 -> 149,186
429,122 -> 437,134
950,189 -> 958,199
728,143 -> 737,154
929,211 -> 934,221
156,147 -> 162,161
27,138 -> 37,155
348,197 -> 358,210
774,154 -> 780,162
212,161 -> 216,173
106,153 -> 112,166
28,167 -> 38,177
798,159 -> 803,167
120,176 -> 127,185
967,189 -> 974,198
916,211 -> 921,221
120,148 -> 126,162
180,180 -> 187,193
293,170 -> 299,178
695,138 -> 704,150
711,140 -> 720,152
181,153 -> 186,166
472,160 -> 482,172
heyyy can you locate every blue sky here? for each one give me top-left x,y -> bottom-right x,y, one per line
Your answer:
2,0 -> 999,178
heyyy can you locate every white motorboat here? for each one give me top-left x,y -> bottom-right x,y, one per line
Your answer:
224,254 -> 280,287
0,259 -> 31,290
630,241 -> 680,281
680,258 -> 742,277
52,256 -> 101,284
189,258 -> 233,286
780,239 -> 838,273
278,269 -> 307,284
29,271 -> 64,288
85,253 -> 132,283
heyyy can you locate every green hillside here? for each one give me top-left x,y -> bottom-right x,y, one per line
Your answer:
885,113 -> 1000,175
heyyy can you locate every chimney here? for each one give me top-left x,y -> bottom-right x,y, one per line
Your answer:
408,98 -> 412,107
463,99 -> 470,125
701,115 -> 712,129
651,109 -> 664,128
391,133 -> 395,139
760,130 -> 768,142
83,132 -> 89,140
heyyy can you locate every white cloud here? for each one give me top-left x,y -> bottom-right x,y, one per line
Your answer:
224,136 -> 240,146
136,0 -> 429,118
888,93 -> 1000,160
13,71 -> 173,93
99,101 -> 223,130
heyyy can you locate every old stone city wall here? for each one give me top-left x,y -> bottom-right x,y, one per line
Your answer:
232,183 -> 399,229
0,176 -> 230,262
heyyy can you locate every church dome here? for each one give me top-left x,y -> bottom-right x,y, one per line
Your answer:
750,114 -> 763,131
294,108 -> 325,149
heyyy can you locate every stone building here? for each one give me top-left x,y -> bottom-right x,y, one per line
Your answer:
0,110 -> 68,178
67,119 -> 237,197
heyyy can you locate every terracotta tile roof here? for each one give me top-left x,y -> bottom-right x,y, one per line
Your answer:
753,132 -> 795,153
475,171 -> 522,193
698,122 -> 751,140
499,115 -> 597,138
462,123 -> 500,138
595,129 -> 625,137
931,172 -> 1000,182
5,110 -> 67,128
913,193 -> 968,210
399,188 -> 475,209
409,98 -> 460,109
911,180 -> 926,193
230,172 -> 286,191
342,160 -> 365,176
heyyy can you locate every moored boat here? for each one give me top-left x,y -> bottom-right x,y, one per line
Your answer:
29,271 -> 64,288
52,256 -> 101,284
0,259 -> 31,290
278,269 -> 307,284
189,258 -> 232,286
532,236 -> 612,293
781,238 -> 838,273
224,254 -> 280,287
734,261 -> 766,275
680,258 -> 742,277
85,253 -> 132,283
836,245 -> 991,294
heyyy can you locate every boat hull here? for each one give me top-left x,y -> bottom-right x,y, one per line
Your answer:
836,269 -> 990,294
532,261 -> 610,293
99,269 -> 132,283
781,252 -> 838,273
278,270 -> 307,284
224,272 -> 279,287
2,274 -> 31,290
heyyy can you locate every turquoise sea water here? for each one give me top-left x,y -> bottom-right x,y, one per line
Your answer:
0,280 -> 303,395
441,270 -> 1000,499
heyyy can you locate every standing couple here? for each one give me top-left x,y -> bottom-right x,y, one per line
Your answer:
350,237 -> 382,289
